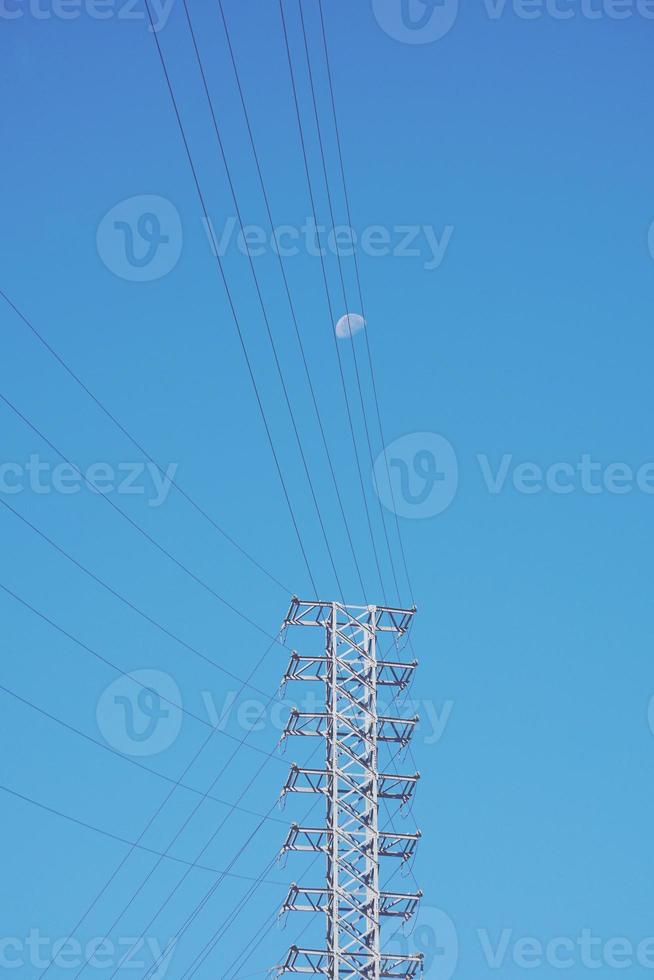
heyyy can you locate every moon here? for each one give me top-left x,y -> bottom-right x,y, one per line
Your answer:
335,313 -> 366,339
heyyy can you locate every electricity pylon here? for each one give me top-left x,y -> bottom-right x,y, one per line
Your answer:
276,598 -> 423,980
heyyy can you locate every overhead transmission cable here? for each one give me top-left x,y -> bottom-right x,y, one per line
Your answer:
316,0 -> 415,603
121,734 -> 319,980
36,617 -> 280,980
0,579 -> 284,759
210,0 -> 368,602
72,626 -> 315,979
0,781 -> 285,883
145,788 -> 323,980
87,746 -> 278,980
0,496 -> 279,701
68,3 -> 379,967
0,391 -> 286,647
220,852 -> 322,980
190,2 -> 374,594
0,287 -> 289,595
143,0 -> 318,594
218,0 -> 366,595
179,0 -> 346,604
295,0 -> 404,606
273,0 -> 389,602
0,681 -> 287,822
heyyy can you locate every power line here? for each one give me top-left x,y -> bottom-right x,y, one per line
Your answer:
0,287 -> 290,595
57,2 -> 366,964
316,0 -> 415,604
179,0 -> 346,603
275,0 -> 389,603
0,781 -> 285,884
295,0 -> 404,606
147,790 -> 322,980
0,496 -> 278,701
142,0 -> 318,595
0,579 -> 284,755
73,659 -> 320,980
34,6 -> 369,966
0,390 -> 286,646
101,742 -> 282,980
213,0 -> 369,602
220,849 -> 323,980
180,851 -> 280,980
178,842 -> 280,980
0,681 -> 287,824
37,621 -> 278,980
221,909 -> 278,980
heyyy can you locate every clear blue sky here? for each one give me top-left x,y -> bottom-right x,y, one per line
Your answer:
2,1 -> 654,978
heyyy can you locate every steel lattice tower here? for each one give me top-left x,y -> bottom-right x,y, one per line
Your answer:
276,598 -> 423,980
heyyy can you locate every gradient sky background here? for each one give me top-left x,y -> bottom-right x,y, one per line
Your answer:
1,1 -> 654,977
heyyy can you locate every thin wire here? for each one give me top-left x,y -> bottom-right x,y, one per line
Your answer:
85,657 -> 323,979
214,0 -> 368,603
0,782 -> 285,884
317,0 -> 415,603
143,0 -> 318,595
0,578 -> 284,762
221,910 -> 277,980
179,792 -> 322,980
142,750 -> 321,980
0,390 -> 286,647
180,0 -> 345,603
70,679 -> 281,980
145,859 -> 279,980
0,495 -> 286,694
221,851 -> 322,980
276,0 -> 389,604
100,746 -> 277,980
296,0 -> 403,606
36,623 -> 279,980
0,287 -> 290,595
0,681 -> 287,823
179,844 -> 280,980
71,6 -> 358,966
0,497 -> 281,700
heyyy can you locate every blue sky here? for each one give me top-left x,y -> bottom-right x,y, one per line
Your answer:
2,1 -> 654,978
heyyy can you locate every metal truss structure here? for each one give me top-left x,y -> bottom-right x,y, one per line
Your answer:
276,598 -> 423,980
